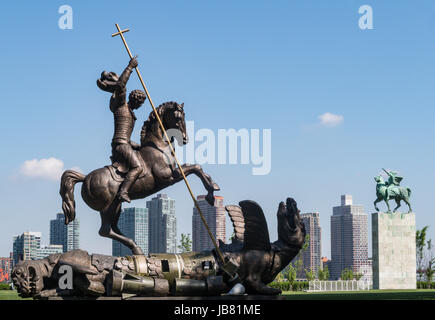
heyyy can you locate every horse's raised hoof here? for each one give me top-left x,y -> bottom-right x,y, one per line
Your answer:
205,192 -> 215,206
118,192 -> 131,203
212,182 -> 220,191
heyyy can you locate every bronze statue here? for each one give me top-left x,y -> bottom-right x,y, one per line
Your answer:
14,26 -> 306,299
59,58 -> 220,255
97,56 -> 147,203
12,198 -> 306,298
374,168 -> 412,213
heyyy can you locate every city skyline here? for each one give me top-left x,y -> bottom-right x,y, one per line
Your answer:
11,213 -> 80,265
6,192 -> 377,262
0,189 -> 420,262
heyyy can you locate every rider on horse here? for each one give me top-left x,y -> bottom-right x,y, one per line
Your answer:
97,57 -> 147,203
383,168 -> 403,187
383,168 -> 404,199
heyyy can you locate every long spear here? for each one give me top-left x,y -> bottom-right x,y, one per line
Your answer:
111,24 -> 231,273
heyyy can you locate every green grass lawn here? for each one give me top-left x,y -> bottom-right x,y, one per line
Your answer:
281,289 -> 435,300
0,290 -> 31,300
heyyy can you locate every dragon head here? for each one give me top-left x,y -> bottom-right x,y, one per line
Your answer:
277,197 -> 306,249
11,260 -> 47,298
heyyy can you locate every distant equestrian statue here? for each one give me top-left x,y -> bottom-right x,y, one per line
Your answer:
373,168 -> 412,213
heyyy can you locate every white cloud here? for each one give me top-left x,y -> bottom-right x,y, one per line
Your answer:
70,166 -> 83,173
318,112 -> 344,127
20,157 -> 65,181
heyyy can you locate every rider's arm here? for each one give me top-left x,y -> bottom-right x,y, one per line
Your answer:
112,57 -> 138,107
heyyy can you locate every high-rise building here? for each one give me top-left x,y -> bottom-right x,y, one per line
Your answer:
359,258 -> 373,283
12,232 -> 41,264
36,244 -> 64,260
112,207 -> 149,256
330,195 -> 369,280
147,194 -> 176,253
299,212 -> 322,277
0,256 -> 13,283
50,213 -> 80,252
192,195 -> 226,252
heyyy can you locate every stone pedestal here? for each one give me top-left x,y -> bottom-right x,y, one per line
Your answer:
372,212 -> 416,289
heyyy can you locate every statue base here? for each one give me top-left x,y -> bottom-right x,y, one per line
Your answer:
372,212 -> 416,289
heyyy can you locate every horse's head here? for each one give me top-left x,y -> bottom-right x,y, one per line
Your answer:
163,102 -> 188,146
374,175 -> 385,184
141,101 -> 189,147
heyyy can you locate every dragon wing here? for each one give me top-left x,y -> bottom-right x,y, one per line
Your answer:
225,200 -> 271,251
225,205 -> 245,242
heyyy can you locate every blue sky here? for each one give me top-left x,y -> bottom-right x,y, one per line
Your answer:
1,1 -> 435,258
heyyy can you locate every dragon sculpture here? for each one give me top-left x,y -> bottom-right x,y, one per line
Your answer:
12,198 -> 305,299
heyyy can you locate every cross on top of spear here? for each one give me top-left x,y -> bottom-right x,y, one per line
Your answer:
111,24 -> 153,106
112,26 -> 129,38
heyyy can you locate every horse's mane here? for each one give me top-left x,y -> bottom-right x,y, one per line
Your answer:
140,101 -> 179,145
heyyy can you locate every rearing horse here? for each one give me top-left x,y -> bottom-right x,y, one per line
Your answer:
59,101 -> 220,255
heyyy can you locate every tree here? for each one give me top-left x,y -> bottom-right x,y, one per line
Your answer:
274,272 -> 284,282
340,268 -> 363,281
425,239 -> 435,288
340,268 -> 354,280
177,233 -> 192,253
426,262 -> 435,288
318,266 -> 329,281
286,264 -> 297,285
294,235 -> 310,277
416,226 -> 429,281
305,268 -> 315,281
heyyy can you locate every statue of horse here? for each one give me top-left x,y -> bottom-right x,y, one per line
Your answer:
59,101 -> 220,255
373,175 -> 412,213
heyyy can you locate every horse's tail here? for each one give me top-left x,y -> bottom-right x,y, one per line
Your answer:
407,187 -> 411,199
59,170 -> 86,225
